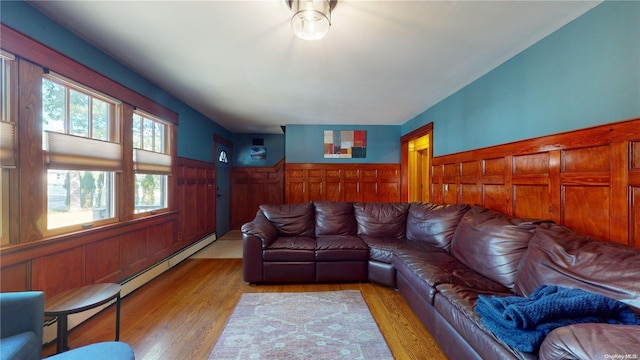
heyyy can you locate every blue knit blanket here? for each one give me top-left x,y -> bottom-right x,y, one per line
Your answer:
475,285 -> 640,353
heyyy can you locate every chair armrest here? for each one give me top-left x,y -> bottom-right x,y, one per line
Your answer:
539,323 -> 640,360
241,210 -> 277,248
0,291 -> 44,347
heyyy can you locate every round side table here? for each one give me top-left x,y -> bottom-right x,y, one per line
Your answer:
44,283 -> 121,354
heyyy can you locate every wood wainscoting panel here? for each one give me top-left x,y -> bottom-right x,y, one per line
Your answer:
431,117 -> 640,249
483,184 -> 509,214
231,159 -> 284,229
176,157 -> 217,243
85,236 -> 122,285
513,185 -> 550,220
285,164 -> 401,204
0,262 -> 30,292
632,187 -> 640,248
121,229 -> 150,278
147,220 -> 174,260
562,185 -> 611,240
32,247 -> 84,299
431,165 -> 444,204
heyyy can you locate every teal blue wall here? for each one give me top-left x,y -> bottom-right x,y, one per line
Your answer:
5,1 -> 639,163
402,1 -> 640,157
0,1 -> 231,163
285,125 -> 400,164
232,133 -> 285,167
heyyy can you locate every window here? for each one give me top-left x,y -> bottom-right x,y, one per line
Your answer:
0,51 -> 15,244
219,150 -> 229,163
42,73 -> 121,231
132,111 -> 171,214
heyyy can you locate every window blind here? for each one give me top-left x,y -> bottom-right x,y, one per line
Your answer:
44,131 -> 122,171
0,121 -> 16,168
133,148 -> 172,175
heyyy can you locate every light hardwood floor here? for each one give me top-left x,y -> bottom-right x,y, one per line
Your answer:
42,246 -> 446,359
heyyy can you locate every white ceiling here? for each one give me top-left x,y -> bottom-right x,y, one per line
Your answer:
28,0 -> 601,134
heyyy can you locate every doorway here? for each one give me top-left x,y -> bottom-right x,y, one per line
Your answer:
215,136 -> 232,237
400,123 -> 433,202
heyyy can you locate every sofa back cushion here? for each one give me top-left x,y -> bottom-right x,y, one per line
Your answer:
314,202 -> 357,236
406,202 -> 470,252
450,206 -> 543,292
515,222 -> 640,311
354,202 -> 410,238
259,202 -> 315,238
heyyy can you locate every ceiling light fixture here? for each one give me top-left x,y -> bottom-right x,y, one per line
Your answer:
288,0 -> 333,41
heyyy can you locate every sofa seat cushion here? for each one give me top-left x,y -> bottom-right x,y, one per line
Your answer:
260,203 -> 315,238
315,235 -> 369,261
391,250 -> 461,303
514,222 -> 640,311
450,206 -> 545,292
406,202 -> 470,252
392,250 -> 493,289
263,236 -> 316,261
314,202 -> 357,236
0,331 -> 38,360
354,202 -> 410,238
434,285 -> 527,360
48,341 -> 135,360
359,235 -> 433,263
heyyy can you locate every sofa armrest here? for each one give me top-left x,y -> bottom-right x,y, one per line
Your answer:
0,291 -> 44,358
241,210 -> 278,248
539,323 -> 640,360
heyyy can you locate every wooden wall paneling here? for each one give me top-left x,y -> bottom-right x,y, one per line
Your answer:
230,160 -> 284,229
85,236 -> 122,284
265,171 -> 284,205
459,161 -> 481,206
631,140 -> 640,248
562,185 -> 610,240
147,221 -> 172,261
360,169 -> 378,202
512,152 -> 551,219
0,262 -> 30,292
284,164 -> 400,204
378,167 -> 400,202
32,247 -> 84,299
609,141 -> 629,245
175,157 -> 217,242
183,170 -> 198,242
249,172 -> 267,216
560,145 -> 612,241
307,169 -> 323,202
632,187 -> 640,248
442,163 -> 458,204
548,150 -> 562,223
343,169 -> 360,202
430,117 -> 640,248
121,229 -> 150,278
285,168 -> 306,204
325,169 -> 342,202
195,169 -> 206,235
431,165 -> 443,204
231,171 -> 250,229
481,156 -> 510,214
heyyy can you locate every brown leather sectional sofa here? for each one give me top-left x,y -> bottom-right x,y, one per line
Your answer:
241,201 -> 640,359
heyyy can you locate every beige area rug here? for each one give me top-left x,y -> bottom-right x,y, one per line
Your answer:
208,290 -> 394,360
190,230 -> 243,259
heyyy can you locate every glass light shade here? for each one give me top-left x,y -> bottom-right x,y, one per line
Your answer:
291,0 -> 331,41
